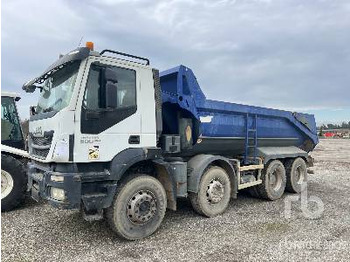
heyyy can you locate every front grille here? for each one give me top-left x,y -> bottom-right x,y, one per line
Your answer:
30,131 -> 54,159
31,136 -> 52,146
32,148 -> 50,159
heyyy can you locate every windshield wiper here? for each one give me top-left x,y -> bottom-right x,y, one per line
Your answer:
43,107 -> 54,113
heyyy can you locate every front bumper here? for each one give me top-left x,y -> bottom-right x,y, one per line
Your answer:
28,161 -> 117,211
28,162 -> 82,209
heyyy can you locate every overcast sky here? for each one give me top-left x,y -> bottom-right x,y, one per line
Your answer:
2,0 -> 350,124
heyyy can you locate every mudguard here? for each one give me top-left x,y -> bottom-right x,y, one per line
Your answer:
187,154 -> 237,197
257,146 -> 308,164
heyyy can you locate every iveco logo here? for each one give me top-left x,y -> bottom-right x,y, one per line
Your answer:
33,126 -> 43,136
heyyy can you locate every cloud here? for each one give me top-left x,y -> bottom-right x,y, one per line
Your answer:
2,0 -> 350,123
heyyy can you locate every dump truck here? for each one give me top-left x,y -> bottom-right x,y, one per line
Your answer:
1,92 -> 29,211
23,43 -> 318,240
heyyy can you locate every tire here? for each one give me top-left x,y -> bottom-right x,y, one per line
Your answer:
106,174 -> 167,240
189,166 -> 231,217
257,160 -> 286,201
248,186 -> 261,198
285,157 -> 307,193
1,154 -> 27,212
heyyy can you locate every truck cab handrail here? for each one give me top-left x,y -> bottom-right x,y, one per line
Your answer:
100,49 -> 150,66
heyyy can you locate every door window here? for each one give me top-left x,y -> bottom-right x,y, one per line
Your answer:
83,64 -> 136,110
81,63 -> 137,134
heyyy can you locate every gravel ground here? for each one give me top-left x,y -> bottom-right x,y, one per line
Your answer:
2,139 -> 350,262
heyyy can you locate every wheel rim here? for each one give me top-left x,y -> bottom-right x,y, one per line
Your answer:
127,190 -> 157,225
206,179 -> 225,204
1,170 -> 14,199
269,168 -> 282,191
295,165 -> 305,184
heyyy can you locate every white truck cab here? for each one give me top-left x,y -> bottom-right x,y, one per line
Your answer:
25,44 -> 169,240
26,46 -> 157,164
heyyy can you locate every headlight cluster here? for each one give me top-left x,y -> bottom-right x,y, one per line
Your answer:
50,187 -> 65,201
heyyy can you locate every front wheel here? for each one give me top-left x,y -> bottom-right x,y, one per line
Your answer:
1,154 -> 27,212
106,175 -> 167,240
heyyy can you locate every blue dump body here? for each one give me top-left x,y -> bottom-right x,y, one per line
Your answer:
160,65 -> 319,158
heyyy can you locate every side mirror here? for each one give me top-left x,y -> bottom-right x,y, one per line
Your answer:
105,82 -> 118,108
104,68 -> 118,108
104,67 -> 118,83
23,84 -> 38,93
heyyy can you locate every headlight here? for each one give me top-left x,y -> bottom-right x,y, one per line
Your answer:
51,187 -> 65,201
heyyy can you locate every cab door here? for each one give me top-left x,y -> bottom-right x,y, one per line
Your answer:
74,57 -> 141,163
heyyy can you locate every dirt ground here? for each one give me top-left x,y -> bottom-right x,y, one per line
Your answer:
2,139 -> 350,262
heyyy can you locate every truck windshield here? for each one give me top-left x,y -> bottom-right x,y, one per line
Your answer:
36,61 -> 80,114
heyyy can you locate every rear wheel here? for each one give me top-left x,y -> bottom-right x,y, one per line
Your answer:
285,158 -> 307,193
248,186 -> 261,198
257,160 -> 286,200
189,166 -> 231,217
1,154 -> 27,212
106,175 -> 167,240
